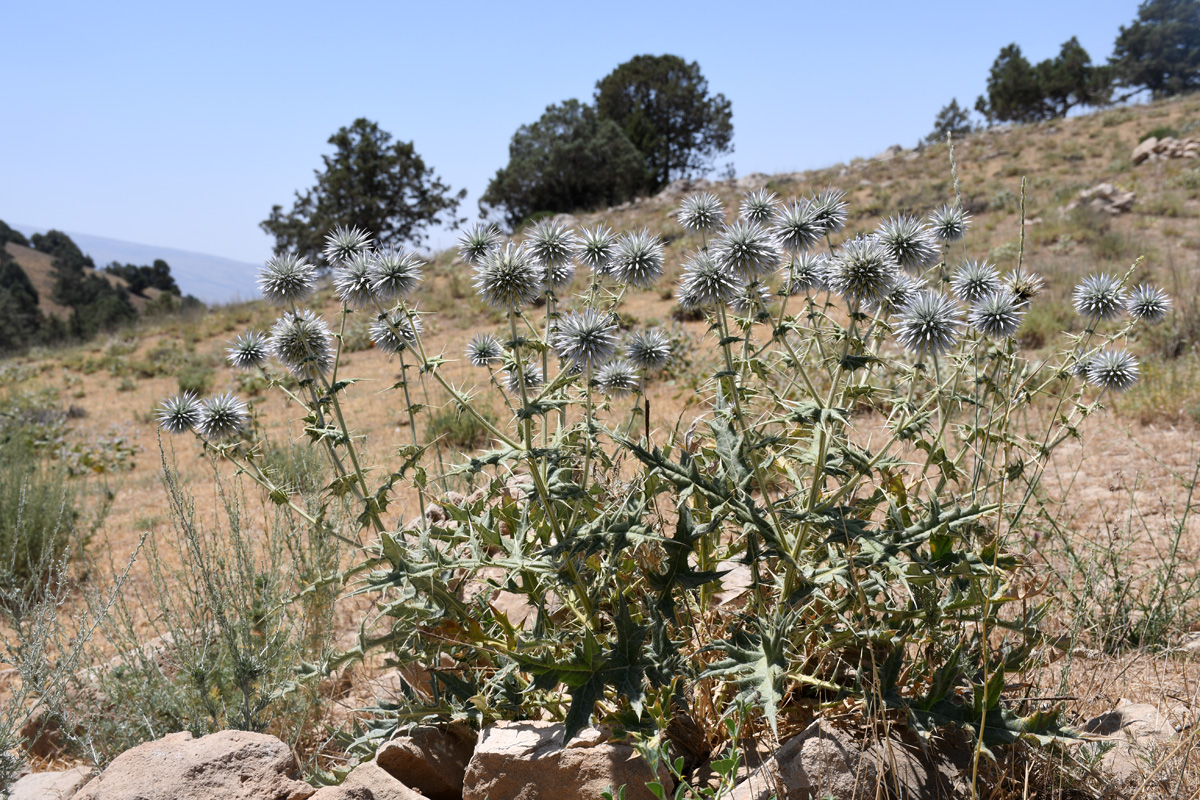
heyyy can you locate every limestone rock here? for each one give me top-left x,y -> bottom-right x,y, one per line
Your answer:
375,725 -> 475,800
462,722 -> 670,800
730,722 -> 879,800
309,762 -> 426,800
1082,700 -> 1177,781
73,730 -> 313,800
1132,137 -> 1158,164
7,766 -> 94,800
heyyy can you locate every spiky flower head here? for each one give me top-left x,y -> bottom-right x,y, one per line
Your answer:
270,309 -> 334,379
894,291 -> 963,356
1073,273 -> 1128,321
465,332 -> 504,367
525,219 -> 578,273
1070,352 -> 1093,380
740,188 -> 778,224
227,330 -> 270,369
676,192 -> 725,232
157,391 -> 201,434
827,236 -> 899,304
596,359 -> 639,396
332,251 -> 377,309
370,247 -> 424,301
552,308 -> 618,369
730,282 -> 774,316
578,225 -> 618,275
712,220 -> 782,281
370,311 -> 423,355
1126,284 -> 1171,324
969,291 -> 1026,339
810,188 -> 848,235
503,363 -> 543,394
784,252 -> 827,295
772,199 -> 826,253
877,215 -> 938,272
1005,267 -> 1045,302
928,204 -> 969,243
258,254 -> 316,307
1086,348 -> 1140,391
474,243 -> 543,308
866,274 -> 926,316
196,393 -> 248,440
610,230 -> 665,289
457,222 -> 502,267
951,259 -> 1002,304
323,226 -> 373,267
678,250 -> 739,309
625,329 -> 672,372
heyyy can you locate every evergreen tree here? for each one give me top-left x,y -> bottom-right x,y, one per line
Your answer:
1112,0 -> 1200,98
925,99 -> 975,144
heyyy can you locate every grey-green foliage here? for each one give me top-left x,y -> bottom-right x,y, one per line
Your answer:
1112,0 -> 1200,99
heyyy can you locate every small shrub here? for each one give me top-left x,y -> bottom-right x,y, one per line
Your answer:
177,365 -> 214,395
425,404 -> 497,450
1140,125 -> 1180,142
0,454 -> 75,598
260,441 -> 326,495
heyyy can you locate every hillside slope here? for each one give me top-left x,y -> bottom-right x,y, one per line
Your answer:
3,241 -> 163,317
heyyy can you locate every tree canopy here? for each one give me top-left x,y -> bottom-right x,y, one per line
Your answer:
261,118 -> 465,264
1112,0 -> 1200,98
104,259 -> 180,297
595,54 -> 733,192
976,39 -> 1112,124
480,100 -> 648,228
925,99 -> 975,144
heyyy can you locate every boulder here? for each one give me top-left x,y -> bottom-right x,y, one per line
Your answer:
730,722 -> 879,800
1131,137 -> 1158,164
462,722 -> 670,800
7,766 -> 94,800
375,725 -> 476,800
309,762 -> 426,800
1082,700 -> 1178,781
73,730 -> 314,800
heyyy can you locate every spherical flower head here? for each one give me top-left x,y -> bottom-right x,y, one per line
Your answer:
332,251 -> 377,309
610,230 -> 665,289
525,218 -> 578,276
474,243 -> 543,308
1070,353 -> 1093,381
969,291 -> 1026,339
370,310 -> 423,355
894,290 -> 963,356
465,332 -> 504,367
866,274 -> 926,316
270,309 -> 334,380
676,192 -> 725,232
552,308 -> 618,369
258,254 -> 316,307
1005,267 -> 1045,302
678,250 -> 738,309
712,220 -> 781,281
928,204 -> 970,243
578,225 -> 618,276
1126,284 -> 1171,324
503,362 -> 543,394
772,199 -> 826,253
370,247 -> 424,301
740,188 -> 778,225
457,222 -> 502,267
951,260 -> 1002,304
1087,348 -> 1140,391
809,188 -> 848,235
196,393 -> 248,440
1073,273 -> 1127,322
784,252 -> 827,295
596,359 -> 639,397
877,215 -> 939,272
323,226 -> 373,267
828,236 -> 900,305
625,329 -> 672,372
157,391 -> 201,434
729,282 -> 774,316
227,330 -> 270,370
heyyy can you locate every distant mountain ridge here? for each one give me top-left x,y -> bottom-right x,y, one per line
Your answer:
11,224 -> 260,304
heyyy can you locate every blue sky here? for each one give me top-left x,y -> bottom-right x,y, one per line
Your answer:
1,0 -> 1142,265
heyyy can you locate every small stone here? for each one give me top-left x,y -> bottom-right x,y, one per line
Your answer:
8,766 -> 94,800
730,722 -> 879,800
310,761 -> 427,800
376,725 -> 475,800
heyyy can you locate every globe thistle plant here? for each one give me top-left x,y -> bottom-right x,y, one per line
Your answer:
1126,284 -> 1171,324
596,359 -> 639,396
1086,348 -> 1140,391
610,230 -> 665,289
928,204 -> 970,243
227,330 -> 270,369
466,333 -> 505,367
525,219 -> 578,282
1005,267 -> 1045,302
739,188 -> 778,224
809,188 -> 848,235
578,225 -> 618,275
258,254 -> 316,307
729,282 -> 774,316
157,391 -> 201,433
196,393 -> 249,440
270,309 -> 334,380
894,291 -> 963,356
969,291 -> 1026,339
772,199 -> 826,253
784,252 -> 827,295
712,220 -> 781,281
324,226 -> 373,267
552,308 -> 619,369
866,274 -> 925,316
951,260 -> 1002,304
370,247 -> 424,301
827,236 -> 899,305
876,215 -> 939,272
678,250 -> 739,309
625,329 -> 672,372
1072,273 -> 1127,322
474,243 -> 543,308
457,222 -> 502,267
370,311 -> 423,355
333,251 -> 377,309
676,192 -> 725,232
503,362 -> 543,394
